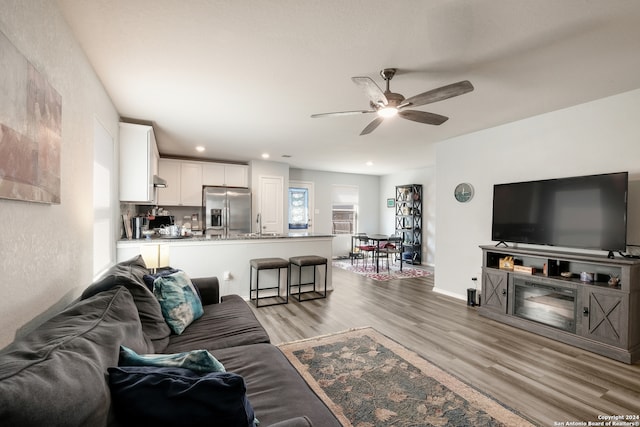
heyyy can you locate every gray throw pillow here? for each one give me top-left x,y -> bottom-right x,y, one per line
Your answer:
82,255 -> 172,352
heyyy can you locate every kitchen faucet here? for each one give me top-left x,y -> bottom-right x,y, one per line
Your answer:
256,213 -> 262,236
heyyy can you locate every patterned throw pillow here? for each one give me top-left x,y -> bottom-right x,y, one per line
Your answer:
119,346 -> 225,373
153,271 -> 204,334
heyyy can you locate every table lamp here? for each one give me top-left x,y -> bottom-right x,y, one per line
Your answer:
140,244 -> 170,273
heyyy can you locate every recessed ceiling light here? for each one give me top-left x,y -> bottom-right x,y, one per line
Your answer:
261,153 -> 270,159
195,145 -> 205,152
366,161 -> 373,166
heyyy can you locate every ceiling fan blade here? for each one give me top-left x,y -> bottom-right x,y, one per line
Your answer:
311,110 -> 375,118
360,116 -> 384,136
399,110 -> 449,125
352,76 -> 388,106
402,80 -> 474,108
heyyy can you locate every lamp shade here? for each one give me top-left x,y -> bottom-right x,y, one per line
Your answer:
140,244 -> 170,270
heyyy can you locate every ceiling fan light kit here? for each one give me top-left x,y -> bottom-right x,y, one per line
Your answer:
311,68 -> 474,135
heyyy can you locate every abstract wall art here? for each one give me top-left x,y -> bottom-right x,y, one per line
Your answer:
0,30 -> 62,204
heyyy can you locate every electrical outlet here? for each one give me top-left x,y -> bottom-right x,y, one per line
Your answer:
223,271 -> 231,281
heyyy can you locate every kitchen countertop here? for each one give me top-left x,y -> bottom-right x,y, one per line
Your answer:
118,232 -> 335,245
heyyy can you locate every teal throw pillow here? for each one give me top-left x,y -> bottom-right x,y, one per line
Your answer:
119,345 -> 225,373
153,271 -> 204,334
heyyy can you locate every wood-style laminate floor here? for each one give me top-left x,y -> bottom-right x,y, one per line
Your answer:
249,265 -> 640,426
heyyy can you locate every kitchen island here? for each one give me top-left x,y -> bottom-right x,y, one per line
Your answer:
116,234 -> 334,299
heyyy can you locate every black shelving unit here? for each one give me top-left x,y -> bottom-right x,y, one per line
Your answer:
395,184 -> 422,264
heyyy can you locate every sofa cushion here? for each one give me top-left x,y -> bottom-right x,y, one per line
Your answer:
108,366 -> 257,427
212,343 -> 341,427
164,295 -> 270,353
153,271 -> 204,335
82,255 -> 172,352
119,345 -> 225,373
0,286 -> 150,427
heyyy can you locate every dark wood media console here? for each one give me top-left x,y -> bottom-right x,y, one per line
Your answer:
479,245 -> 640,364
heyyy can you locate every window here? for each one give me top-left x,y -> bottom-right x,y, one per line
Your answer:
331,185 -> 358,234
93,118 -> 115,278
288,187 -> 309,229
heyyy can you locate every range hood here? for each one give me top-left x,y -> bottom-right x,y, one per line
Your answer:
153,175 -> 167,188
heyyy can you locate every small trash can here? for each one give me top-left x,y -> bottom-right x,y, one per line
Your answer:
467,288 -> 477,307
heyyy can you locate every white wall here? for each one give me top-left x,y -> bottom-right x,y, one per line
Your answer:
289,168 -> 380,256
380,167 -> 436,266
0,1 -> 119,348
435,88 -> 640,300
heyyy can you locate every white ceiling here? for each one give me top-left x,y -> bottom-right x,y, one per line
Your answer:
57,0 -> 640,175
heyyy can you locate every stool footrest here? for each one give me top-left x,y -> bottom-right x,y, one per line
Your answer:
288,255 -> 328,302
250,257 -> 289,307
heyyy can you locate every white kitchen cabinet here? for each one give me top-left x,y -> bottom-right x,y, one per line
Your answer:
119,123 -> 159,203
202,163 -> 248,187
202,163 -> 225,185
157,159 -> 202,206
180,161 -> 203,206
157,159 -> 181,205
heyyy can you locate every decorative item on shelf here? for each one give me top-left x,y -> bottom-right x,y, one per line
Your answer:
580,272 -> 594,282
499,256 -> 514,271
560,271 -> 573,278
140,244 -> 170,273
608,275 -> 620,287
513,265 -> 536,275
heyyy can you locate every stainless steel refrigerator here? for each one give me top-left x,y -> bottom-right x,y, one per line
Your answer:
203,186 -> 252,238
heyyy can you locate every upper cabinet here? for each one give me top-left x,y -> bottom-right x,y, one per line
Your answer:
180,161 -> 203,206
119,123 -> 159,203
157,159 -> 202,207
202,163 -> 248,187
157,159 -> 248,206
157,159 -> 181,205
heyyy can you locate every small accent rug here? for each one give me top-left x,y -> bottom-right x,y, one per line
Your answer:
279,327 -> 534,427
332,259 -> 431,282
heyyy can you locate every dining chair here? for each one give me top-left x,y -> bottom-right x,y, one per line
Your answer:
379,235 -> 403,272
356,234 -> 376,268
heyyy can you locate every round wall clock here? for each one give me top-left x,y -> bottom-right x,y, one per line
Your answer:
454,183 -> 474,203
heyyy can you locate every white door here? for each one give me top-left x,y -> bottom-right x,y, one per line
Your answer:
288,181 -> 314,234
258,175 -> 283,234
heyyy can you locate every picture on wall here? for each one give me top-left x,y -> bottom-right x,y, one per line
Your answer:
0,30 -> 62,204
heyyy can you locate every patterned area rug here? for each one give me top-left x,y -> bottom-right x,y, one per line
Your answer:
332,259 -> 431,282
279,328 -> 534,427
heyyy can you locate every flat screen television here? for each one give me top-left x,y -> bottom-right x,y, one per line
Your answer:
491,172 -> 628,252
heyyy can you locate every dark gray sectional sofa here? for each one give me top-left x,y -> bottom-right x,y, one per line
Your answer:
0,256 -> 341,427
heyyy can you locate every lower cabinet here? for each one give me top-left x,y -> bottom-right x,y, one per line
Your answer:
581,288 -> 628,348
481,268 -> 508,314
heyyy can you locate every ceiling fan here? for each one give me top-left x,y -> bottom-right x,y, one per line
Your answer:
311,68 -> 474,135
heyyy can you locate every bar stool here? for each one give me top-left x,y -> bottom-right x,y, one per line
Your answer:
288,255 -> 328,302
249,257 -> 289,307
